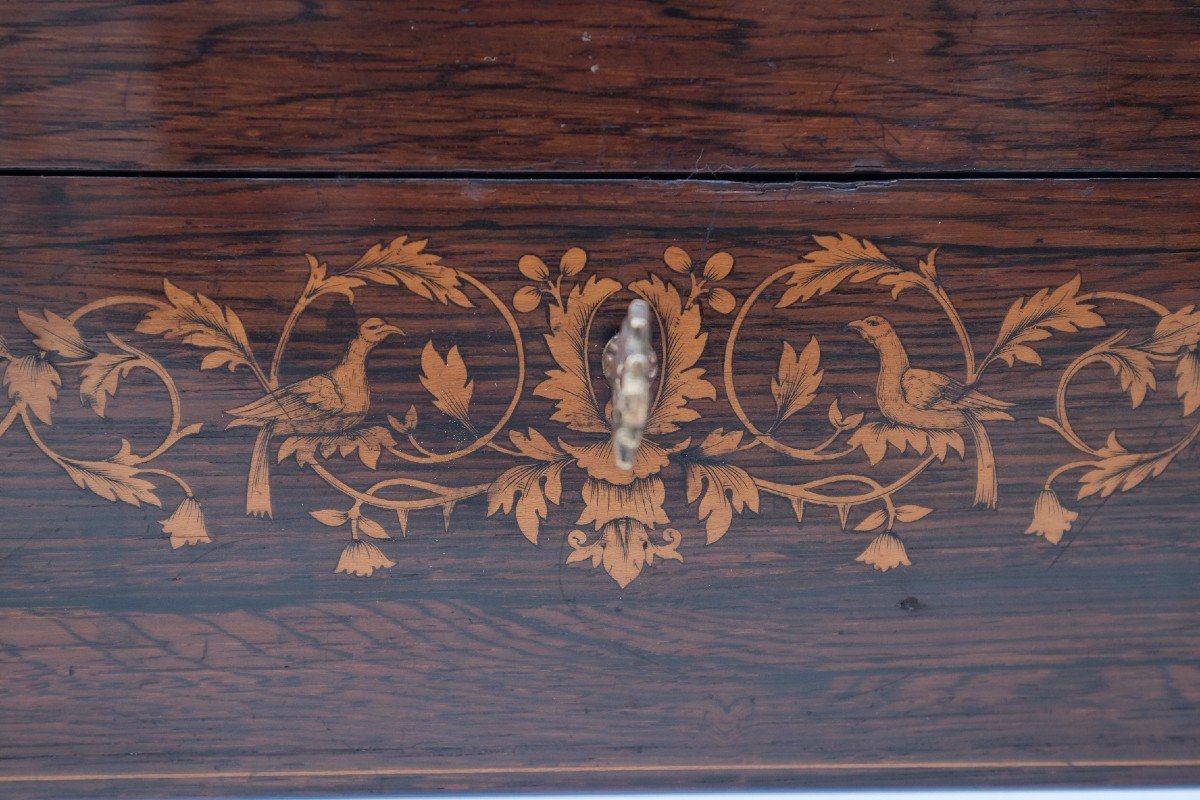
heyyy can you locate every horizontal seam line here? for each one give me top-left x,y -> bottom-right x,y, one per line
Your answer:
3,759 -> 1200,783
1,168 -> 1200,182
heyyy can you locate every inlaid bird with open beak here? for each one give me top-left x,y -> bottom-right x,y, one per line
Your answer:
848,315 -> 1014,508
227,317 -> 404,518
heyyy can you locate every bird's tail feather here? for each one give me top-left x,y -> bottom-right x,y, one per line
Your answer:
966,416 -> 998,509
246,426 -> 274,518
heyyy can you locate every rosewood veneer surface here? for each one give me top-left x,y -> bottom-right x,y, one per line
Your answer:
1,2 -> 1199,798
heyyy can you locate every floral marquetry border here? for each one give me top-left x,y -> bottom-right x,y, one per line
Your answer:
0,234 -> 1197,587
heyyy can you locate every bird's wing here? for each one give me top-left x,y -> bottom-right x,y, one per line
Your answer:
902,369 -> 1014,414
227,374 -> 346,423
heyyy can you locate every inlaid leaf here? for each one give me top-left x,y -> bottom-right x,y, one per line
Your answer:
343,235 -> 473,308
629,274 -> 717,434
277,426 -> 397,469
534,276 -> 622,433
559,247 -> 587,278
895,504 -> 933,523
1176,348 -> 1200,416
849,421 -> 965,465
706,287 -> 736,314
18,308 -> 92,359
876,248 -> 937,300
303,253 -> 362,304
388,405 -> 419,434
1142,304 -> 1200,356
508,428 -> 566,462
419,343 -> 474,428
1091,333 -> 1158,408
519,254 -> 551,282
487,429 -> 569,544
1077,432 -> 1179,500
876,270 -> 926,300
487,461 -> 567,544
827,398 -> 864,430
985,276 -> 1105,368
776,234 -> 902,308
79,350 -> 140,418
59,457 -> 160,508
701,252 -> 734,282
854,509 -> 887,532
681,428 -> 760,544
771,337 -> 823,425
137,279 -> 260,375
513,285 -> 542,313
663,246 -> 692,274
310,509 -> 349,527
3,355 -> 61,424
357,515 -> 391,540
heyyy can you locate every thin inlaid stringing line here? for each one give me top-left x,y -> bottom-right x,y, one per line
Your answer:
5,760 -> 1200,783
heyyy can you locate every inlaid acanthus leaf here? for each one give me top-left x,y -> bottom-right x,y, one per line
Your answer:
681,428 -> 760,544
277,426 -> 397,470
59,457 -> 160,508
420,343 -> 474,428
3,355 -> 61,424
630,274 -> 717,434
849,421 -> 966,465
984,276 -> 1105,368
1090,332 -> 1158,408
771,337 -> 823,425
18,308 -> 92,359
302,253 -> 362,304
137,279 -> 260,375
877,249 -> 938,300
342,235 -> 473,308
509,428 -> 567,462
1142,304 -> 1200,356
487,429 -> 570,544
567,521 -> 682,589
534,276 -> 622,433
79,348 -> 140,418
487,463 -> 567,544
1176,349 -> 1200,416
1077,432 -> 1179,500
777,234 -> 902,308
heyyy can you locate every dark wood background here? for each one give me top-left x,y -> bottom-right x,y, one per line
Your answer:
3,1 -> 1200,172
0,179 -> 1199,797
2,1 -> 1200,797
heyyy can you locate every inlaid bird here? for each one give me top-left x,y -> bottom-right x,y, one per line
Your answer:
227,317 -> 403,518
848,315 -> 1014,508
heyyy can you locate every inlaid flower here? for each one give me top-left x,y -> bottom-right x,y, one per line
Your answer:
856,531 -> 911,572
1025,488 -> 1078,545
160,496 -> 211,549
334,540 -> 395,577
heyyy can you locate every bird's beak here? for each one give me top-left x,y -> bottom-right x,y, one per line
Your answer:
380,324 -> 404,339
846,319 -> 866,335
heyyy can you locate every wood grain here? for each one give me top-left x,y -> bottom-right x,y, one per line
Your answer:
1,178 -> 1199,797
3,1 -> 1200,172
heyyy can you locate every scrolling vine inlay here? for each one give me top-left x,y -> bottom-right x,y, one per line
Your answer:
1,234 -> 1197,587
